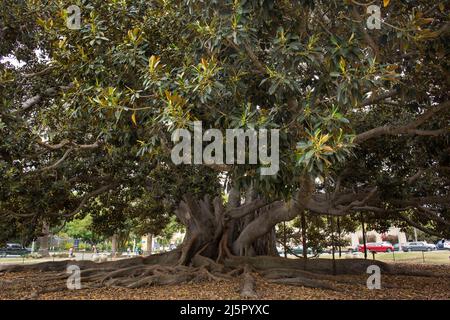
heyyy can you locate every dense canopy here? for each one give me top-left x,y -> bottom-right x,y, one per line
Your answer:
1,0 -> 449,255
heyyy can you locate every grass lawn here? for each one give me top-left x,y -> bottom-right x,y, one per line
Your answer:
0,257 -> 67,265
318,250 -> 450,264
374,251 -> 450,264
2,251 -> 450,266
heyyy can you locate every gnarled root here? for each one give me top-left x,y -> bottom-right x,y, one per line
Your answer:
4,251 -> 438,299
267,276 -> 337,290
240,265 -> 258,299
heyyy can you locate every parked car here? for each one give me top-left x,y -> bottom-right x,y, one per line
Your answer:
436,239 -> 450,250
319,247 -> 354,254
277,245 -> 312,256
291,246 -> 313,255
358,242 -> 394,253
342,246 -> 358,253
0,243 -> 31,257
402,241 -> 436,252
393,243 -> 400,251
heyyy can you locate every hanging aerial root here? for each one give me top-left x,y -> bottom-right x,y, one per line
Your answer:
177,234 -> 199,266
216,228 -> 232,263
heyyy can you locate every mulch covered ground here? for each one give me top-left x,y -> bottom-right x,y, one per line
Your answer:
0,263 -> 449,300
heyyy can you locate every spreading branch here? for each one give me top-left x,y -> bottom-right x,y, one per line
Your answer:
37,139 -> 101,151
360,89 -> 399,107
22,65 -> 56,79
63,183 -> 119,218
34,140 -> 102,172
38,148 -> 74,172
355,101 -> 450,143
13,84 -> 73,114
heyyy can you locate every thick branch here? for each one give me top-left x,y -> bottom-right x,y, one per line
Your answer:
360,89 -> 399,107
398,213 -> 443,238
22,65 -> 56,79
355,101 -> 450,144
224,198 -> 267,220
232,176 -> 314,255
225,38 -> 266,75
38,148 -> 74,172
417,206 -> 450,227
14,85 -> 73,114
62,183 -> 119,218
37,140 -> 101,151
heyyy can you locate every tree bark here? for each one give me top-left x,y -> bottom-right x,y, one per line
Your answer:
283,222 -> 287,258
38,222 -> 50,257
361,213 -> 367,260
330,217 -> 337,276
232,175 -> 314,256
142,234 -> 153,256
337,217 -> 342,258
111,234 -> 119,257
300,211 -> 308,262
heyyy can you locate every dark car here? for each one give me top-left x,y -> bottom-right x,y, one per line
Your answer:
0,243 -> 31,257
291,246 -> 313,255
277,245 -> 312,256
402,241 -> 436,252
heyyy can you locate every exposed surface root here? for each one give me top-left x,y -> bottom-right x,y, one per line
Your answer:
267,276 -> 337,290
387,264 -> 450,278
261,268 -> 360,287
240,265 -> 258,299
2,253 -> 439,299
224,256 -> 393,275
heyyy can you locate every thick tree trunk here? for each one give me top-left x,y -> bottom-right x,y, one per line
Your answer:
174,198 -> 265,262
330,217 -> 337,276
283,222 -> 288,258
300,211 -> 308,262
38,222 -> 50,257
175,194 -> 225,264
360,213 -> 367,260
111,234 -> 119,257
337,217 -> 342,258
173,175 -> 314,264
142,234 -> 153,256
232,175 -> 314,256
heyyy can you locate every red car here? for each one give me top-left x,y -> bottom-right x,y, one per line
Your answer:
358,242 -> 394,253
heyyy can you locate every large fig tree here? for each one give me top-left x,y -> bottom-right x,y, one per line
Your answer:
1,0 -> 449,295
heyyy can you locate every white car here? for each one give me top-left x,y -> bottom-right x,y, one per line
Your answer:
436,239 -> 450,250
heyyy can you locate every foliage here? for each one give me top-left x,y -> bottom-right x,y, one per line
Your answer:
59,214 -> 96,243
0,0 -> 448,245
